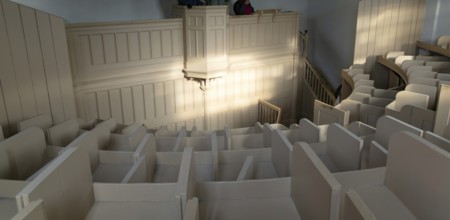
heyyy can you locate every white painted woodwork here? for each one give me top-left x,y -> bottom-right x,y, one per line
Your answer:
354,0 -> 425,73
0,0 -> 76,137
173,6 -> 229,79
68,11 -> 300,130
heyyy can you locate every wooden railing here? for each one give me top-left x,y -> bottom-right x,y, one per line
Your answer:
258,99 -> 281,124
303,59 -> 337,106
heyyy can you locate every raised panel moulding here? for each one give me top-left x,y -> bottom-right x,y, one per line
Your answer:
174,5 -> 229,80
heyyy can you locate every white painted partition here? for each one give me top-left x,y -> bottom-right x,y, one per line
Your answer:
423,131 -> 450,152
434,84 -> 450,138
11,199 -> 47,220
183,198 -> 199,220
352,131 -> 450,219
314,100 -> 350,126
342,190 -> 377,220
236,156 -> 255,181
292,142 -> 341,220
47,118 -> 81,146
0,128 -> 55,181
198,178 -> 300,220
15,145 -> 196,220
271,129 -> 293,177
0,0 -> 76,137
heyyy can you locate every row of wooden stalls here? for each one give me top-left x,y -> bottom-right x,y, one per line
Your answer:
1,102 -> 450,220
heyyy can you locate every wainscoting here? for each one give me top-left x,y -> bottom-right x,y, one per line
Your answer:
68,11 -> 300,130
354,0 -> 425,72
0,0 -> 76,136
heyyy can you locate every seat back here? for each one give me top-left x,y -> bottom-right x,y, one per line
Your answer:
374,116 -> 423,148
0,147 -> 10,178
47,118 -> 80,146
292,142 -> 341,220
405,84 -> 437,109
394,91 -> 429,111
17,113 -> 53,133
271,129 -> 293,177
314,100 -> 349,126
66,131 -> 99,172
16,147 -> 94,220
385,131 -> 450,219
327,124 -> 363,171
2,128 -> 47,180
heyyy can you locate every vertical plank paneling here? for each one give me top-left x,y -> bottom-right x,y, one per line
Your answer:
151,30 -> 162,58
36,11 -> 65,123
184,80 -> 194,112
127,32 -> 140,61
51,16 -> 77,119
20,6 -> 51,115
121,87 -> 134,124
132,85 -> 145,122
172,29 -> 182,56
96,91 -> 111,120
162,30 -> 172,57
139,32 -> 151,59
0,0 -> 18,135
174,79 -> 184,114
154,82 -> 165,117
143,84 -> 156,119
116,33 -> 129,62
90,35 -> 104,65
355,0 -> 425,70
3,0 -> 37,118
86,93 -> 98,120
109,89 -> 123,123
164,81 -> 175,116
103,34 -> 117,64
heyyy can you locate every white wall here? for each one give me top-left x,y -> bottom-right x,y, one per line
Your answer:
422,0 -> 450,43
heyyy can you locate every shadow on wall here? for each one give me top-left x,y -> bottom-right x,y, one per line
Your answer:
160,0 -> 179,18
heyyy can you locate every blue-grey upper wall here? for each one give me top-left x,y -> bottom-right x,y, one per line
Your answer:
306,0 -> 359,89
12,0 -> 308,28
422,0 -> 450,43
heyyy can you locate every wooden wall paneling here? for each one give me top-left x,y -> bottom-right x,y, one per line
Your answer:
172,29 -> 182,56
374,0 -> 386,58
414,0 -> 426,48
162,30 -> 172,58
121,87 -> 134,124
183,80 -> 194,112
109,89 -> 123,123
388,0 -> 401,51
354,1 -> 365,64
115,33 -> 129,63
20,6 -> 51,116
164,80 -> 176,116
36,11 -> 65,123
151,30 -> 162,58
132,85 -> 145,122
96,91 -> 111,120
3,1 -> 37,119
154,82 -> 166,118
89,35 -> 105,65
0,1 -> 21,136
51,16 -> 77,119
380,0 -> 392,56
394,0 -> 408,51
128,32 -> 140,61
103,34 -> 117,64
139,32 -> 151,60
86,92 -> 98,120
143,84 -> 156,120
